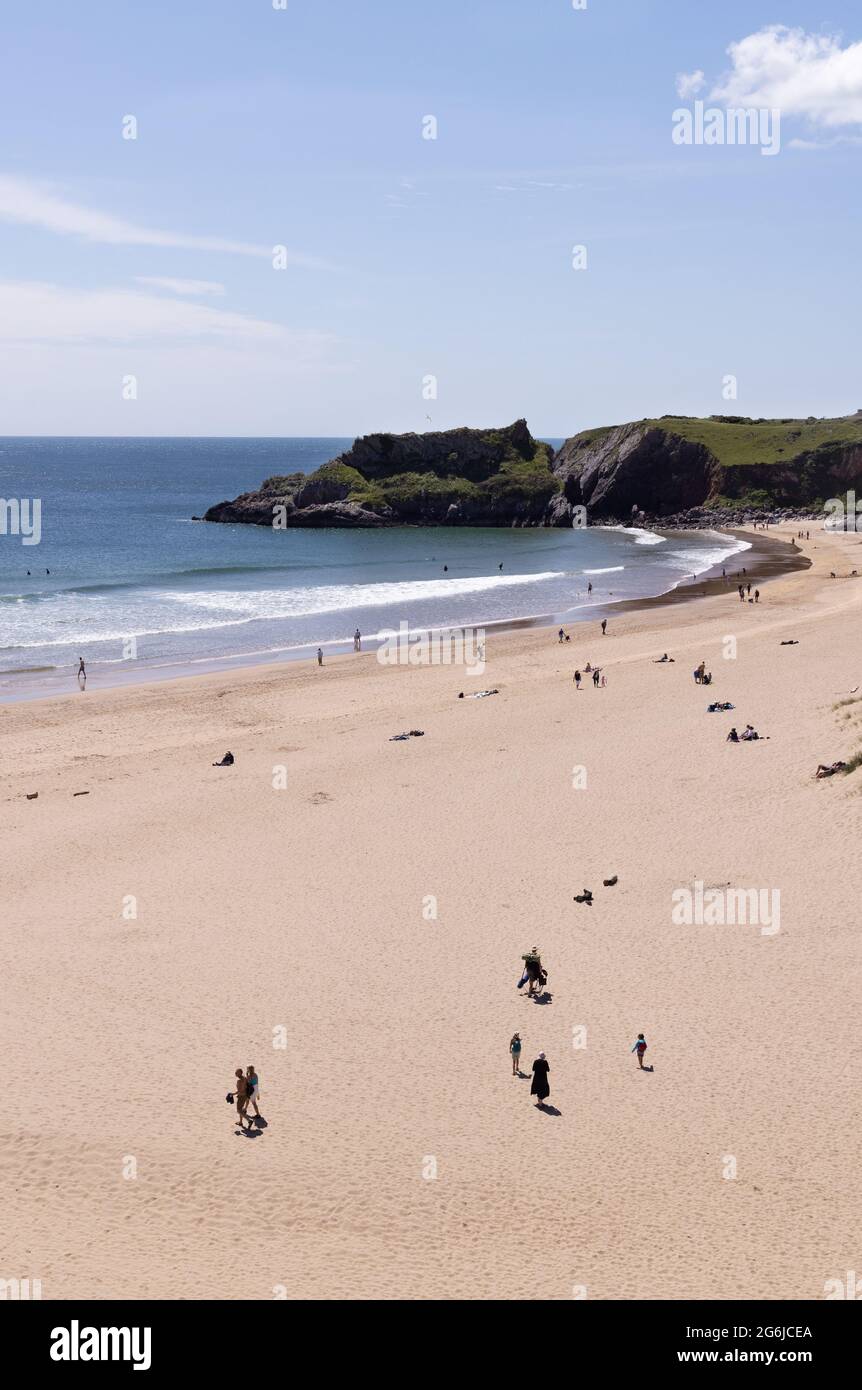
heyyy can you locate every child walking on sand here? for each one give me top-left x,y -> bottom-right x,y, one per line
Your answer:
631,1034 -> 648,1069
510,1033 -> 522,1075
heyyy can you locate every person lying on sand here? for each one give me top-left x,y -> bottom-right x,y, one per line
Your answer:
780,640 -> 799,646
654,653 -> 675,663
707,701 -> 734,712
816,762 -> 847,778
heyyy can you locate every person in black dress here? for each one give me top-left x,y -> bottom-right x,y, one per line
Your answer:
531,1052 -> 550,1106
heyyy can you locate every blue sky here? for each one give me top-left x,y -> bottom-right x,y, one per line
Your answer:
1,0 -> 861,436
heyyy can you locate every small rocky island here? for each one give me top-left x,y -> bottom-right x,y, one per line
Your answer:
202,412 -> 862,528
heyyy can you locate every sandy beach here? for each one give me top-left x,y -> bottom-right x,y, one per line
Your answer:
3,521 -> 861,1301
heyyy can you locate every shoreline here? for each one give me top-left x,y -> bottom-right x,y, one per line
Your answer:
0,527 -> 806,706
4,520 -> 862,1300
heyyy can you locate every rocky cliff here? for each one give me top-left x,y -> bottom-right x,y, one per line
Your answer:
203,420 -> 560,527
551,413 -> 862,523
202,412 -> 862,529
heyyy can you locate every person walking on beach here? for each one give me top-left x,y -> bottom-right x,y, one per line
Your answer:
530,1052 -> 551,1107
631,1034 -> 648,1069
738,585 -> 745,602
601,619 -> 607,635
587,581 -> 593,595
558,628 -> 565,643
747,583 -> 751,596
573,669 -> 582,689
520,946 -> 545,998
232,1068 -> 252,1131
77,657 -> 86,689
510,1033 -> 522,1076
246,1065 -> 260,1120
754,589 -> 760,603
353,629 -> 361,652
317,648 -> 323,666
592,667 -> 600,687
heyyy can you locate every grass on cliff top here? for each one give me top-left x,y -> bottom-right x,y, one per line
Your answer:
566,414 -> 862,468
642,414 -> 862,468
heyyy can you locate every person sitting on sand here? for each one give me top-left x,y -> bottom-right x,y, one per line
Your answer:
530,1052 -> 551,1107
510,1033 -> 522,1075
631,1034 -> 648,1069
213,751 -> 234,766
727,727 -> 740,743
702,671 -> 712,686
741,724 -> 760,741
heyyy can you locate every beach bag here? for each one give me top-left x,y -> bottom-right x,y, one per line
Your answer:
226,1093 -> 234,1105
517,970 -> 528,989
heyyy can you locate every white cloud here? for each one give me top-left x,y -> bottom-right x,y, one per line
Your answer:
711,25 -> 862,128
135,276 -> 226,296
0,280 -> 287,343
676,70 -> 705,100
0,174 -> 331,266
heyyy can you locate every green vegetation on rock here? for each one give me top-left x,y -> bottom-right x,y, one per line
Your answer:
644,415 -> 862,470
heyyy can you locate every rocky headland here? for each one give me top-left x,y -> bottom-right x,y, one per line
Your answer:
201,412 -> 862,529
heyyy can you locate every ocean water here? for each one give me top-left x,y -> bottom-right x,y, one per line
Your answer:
0,437 -> 750,699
